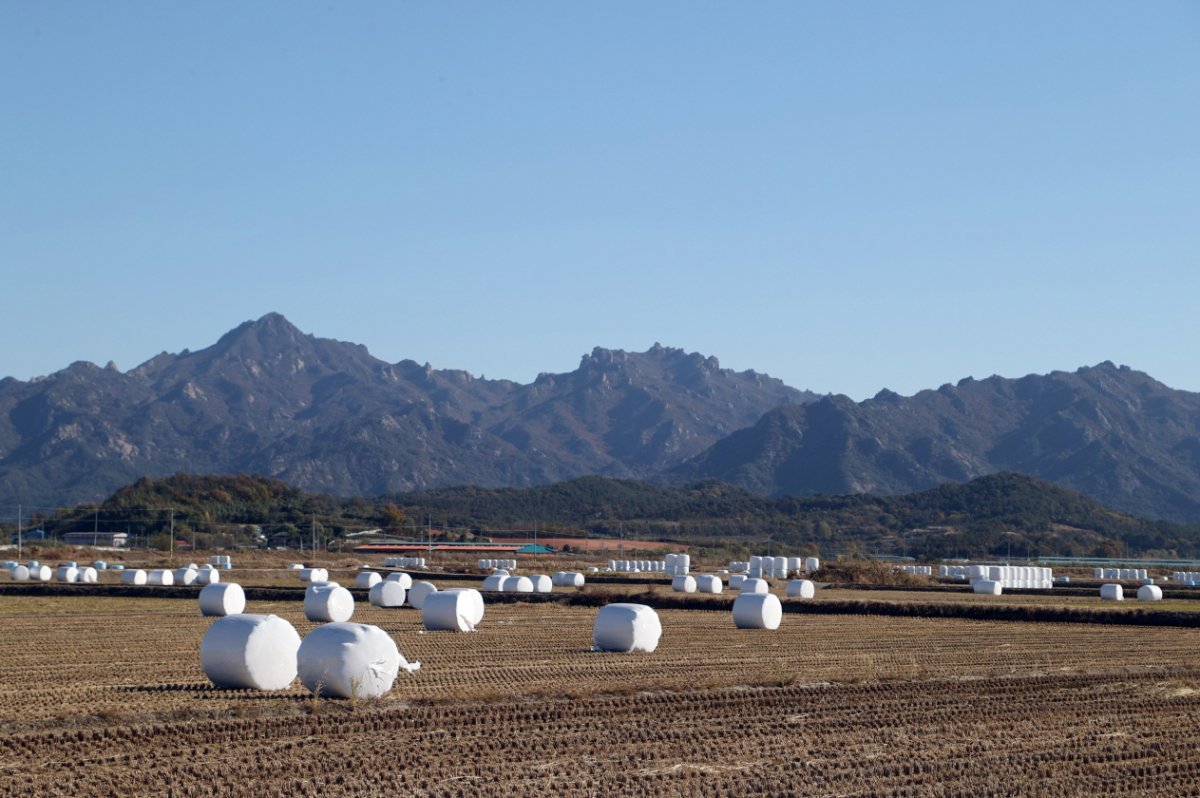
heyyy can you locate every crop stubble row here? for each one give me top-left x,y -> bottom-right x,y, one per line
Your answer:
2,596 -> 1200,796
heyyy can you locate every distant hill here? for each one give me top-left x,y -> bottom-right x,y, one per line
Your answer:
672,363 -> 1200,522
32,471 -> 1200,560
0,313 -> 813,507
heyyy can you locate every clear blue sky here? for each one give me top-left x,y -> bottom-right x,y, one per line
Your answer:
2,2 -> 1198,400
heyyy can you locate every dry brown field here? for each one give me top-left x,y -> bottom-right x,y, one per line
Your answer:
3,587 -> 1200,797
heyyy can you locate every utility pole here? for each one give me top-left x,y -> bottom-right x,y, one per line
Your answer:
16,504 -> 22,559
311,514 -> 317,555
94,509 -> 99,547
169,510 -> 175,559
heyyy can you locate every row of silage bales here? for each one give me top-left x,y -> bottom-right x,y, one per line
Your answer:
552,571 -> 585,587
967,565 -> 1054,591
665,553 -> 690,575
1096,568 -> 1149,580
898,565 -> 933,576
199,582 -> 246,616
385,556 -> 427,569
1172,571 -> 1200,586
939,565 -> 971,581
786,579 -> 815,599
305,582 -> 354,622
477,558 -> 516,571
6,564 -> 31,581
696,574 -> 723,593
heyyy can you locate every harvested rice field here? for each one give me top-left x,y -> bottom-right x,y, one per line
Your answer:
3,592 -> 1200,796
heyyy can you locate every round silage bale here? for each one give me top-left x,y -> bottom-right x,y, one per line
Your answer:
671,574 -> 697,593
197,568 -> 220,585
732,593 -> 783,630
355,572 -> 382,590
121,569 -> 147,586
696,574 -> 723,594
200,614 -> 301,691
501,576 -> 533,593
368,580 -> 407,608
174,567 -> 198,586
740,577 -> 769,594
442,588 -> 485,627
298,622 -> 419,699
786,579 -> 816,599
29,565 -> 51,582
199,582 -> 247,617
54,566 -> 79,583
408,581 -> 438,609
299,567 -> 328,583
1100,583 -> 1124,601
593,603 -> 662,653
529,574 -> 553,593
422,589 -> 483,631
728,574 -> 746,589
482,574 -> 506,592
1137,584 -> 1163,601
147,569 -> 175,586
973,580 -> 1003,595
386,572 -> 413,589
9,565 -> 30,581
77,566 -> 98,584
304,583 -> 354,622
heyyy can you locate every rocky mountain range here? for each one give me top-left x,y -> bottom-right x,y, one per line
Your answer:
0,314 -> 813,508
4,314 -> 1200,523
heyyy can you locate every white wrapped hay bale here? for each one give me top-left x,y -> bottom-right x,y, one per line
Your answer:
732,593 -> 783,630
786,579 -> 816,599
199,582 -> 247,617
54,566 -> 79,583
740,577 -> 769,595
197,567 -> 220,585
805,557 -> 820,573
1137,584 -> 1163,601
593,603 -> 662,653
442,588 -> 485,627
30,565 -> 51,582
368,580 -> 407,608
121,569 -> 147,586
201,614 -> 301,691
408,581 -> 438,609
973,580 -> 1003,595
696,574 -> 723,594
299,567 -> 328,583
304,583 -> 354,622
671,574 -> 697,593
529,574 -> 553,593
147,569 -> 174,586
386,572 -> 414,589
553,571 -> 585,588
728,574 -> 746,590
77,566 -> 98,584
482,574 -> 507,592
1100,583 -> 1124,601
501,576 -> 534,593
423,589 -> 483,631
298,622 -> 419,699
355,572 -> 382,590
174,567 -> 199,586
288,563 -> 305,570
9,565 -> 30,581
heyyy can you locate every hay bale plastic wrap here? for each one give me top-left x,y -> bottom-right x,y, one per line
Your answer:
740,577 -> 769,594
355,572 -> 382,590
9,565 -> 30,581
805,557 -> 820,573
423,589 -> 484,631
973,580 -> 1003,595
733,593 -> 783,630
552,571 -> 585,588
297,622 -> 419,699
786,579 -> 816,599
54,566 -> 79,583
482,574 -> 507,592
408,581 -> 438,609
529,574 -> 553,593
299,568 -> 329,583
77,566 -> 98,584
197,568 -> 220,585
304,583 -> 355,622
147,569 -> 175,586
368,580 -> 407,608
671,574 -> 697,593
121,569 -> 147,586
1137,584 -> 1163,601
592,603 -> 662,653
174,567 -> 199,586
696,574 -> 723,594
386,572 -> 413,589
199,582 -> 247,617
1100,584 -> 1124,601
502,576 -> 534,593
200,614 -> 301,691
29,565 -> 51,582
